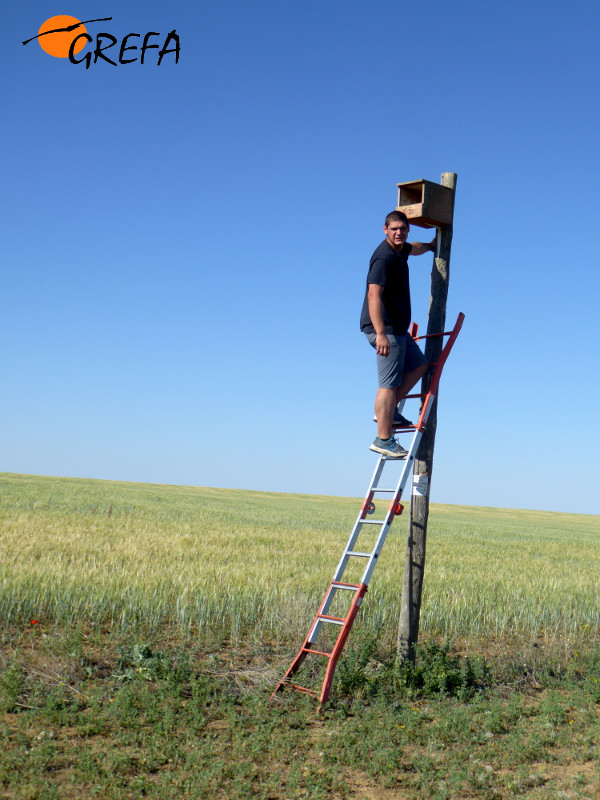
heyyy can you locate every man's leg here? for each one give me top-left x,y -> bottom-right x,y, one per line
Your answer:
395,363 -> 427,405
375,365 -> 426,437
371,332 -> 406,440
367,332 -> 410,456
375,387 -> 397,441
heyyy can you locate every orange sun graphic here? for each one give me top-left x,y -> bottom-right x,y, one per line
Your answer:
37,15 -> 88,58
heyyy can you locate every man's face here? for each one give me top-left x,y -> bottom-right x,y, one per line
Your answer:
384,220 -> 409,250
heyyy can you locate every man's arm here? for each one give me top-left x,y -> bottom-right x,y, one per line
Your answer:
409,238 -> 437,256
367,283 -> 390,356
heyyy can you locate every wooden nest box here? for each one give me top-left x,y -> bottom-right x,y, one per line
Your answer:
396,179 -> 454,228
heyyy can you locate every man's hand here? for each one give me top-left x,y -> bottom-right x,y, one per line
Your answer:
375,332 -> 390,357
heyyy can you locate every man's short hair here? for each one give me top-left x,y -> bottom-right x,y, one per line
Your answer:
384,210 -> 409,227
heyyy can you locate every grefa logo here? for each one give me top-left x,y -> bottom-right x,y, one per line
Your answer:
22,15 -> 180,68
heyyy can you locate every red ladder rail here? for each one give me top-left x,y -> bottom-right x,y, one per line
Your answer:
271,582 -> 368,704
413,312 -> 464,431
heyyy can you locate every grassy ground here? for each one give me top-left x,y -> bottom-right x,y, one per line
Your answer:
2,472 -> 600,798
3,624 -> 600,799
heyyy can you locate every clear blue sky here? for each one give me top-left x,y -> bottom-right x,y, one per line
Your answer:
3,0 -> 599,514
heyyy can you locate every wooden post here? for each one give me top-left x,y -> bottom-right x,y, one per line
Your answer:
397,172 -> 457,662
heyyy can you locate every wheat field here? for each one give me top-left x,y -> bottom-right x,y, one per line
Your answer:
2,473 -> 599,648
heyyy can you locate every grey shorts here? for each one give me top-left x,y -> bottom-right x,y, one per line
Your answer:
365,332 -> 427,388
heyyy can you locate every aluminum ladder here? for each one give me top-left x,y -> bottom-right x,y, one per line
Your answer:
271,312 -> 465,706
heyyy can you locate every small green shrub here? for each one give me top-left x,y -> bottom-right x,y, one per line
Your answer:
386,641 -> 489,700
114,643 -> 169,682
333,633 -> 379,694
334,639 -> 489,702
0,662 -> 26,713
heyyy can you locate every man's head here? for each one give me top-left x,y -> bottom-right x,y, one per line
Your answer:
383,210 -> 410,251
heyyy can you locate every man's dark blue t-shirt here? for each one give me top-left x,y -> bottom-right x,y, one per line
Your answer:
360,240 -> 413,335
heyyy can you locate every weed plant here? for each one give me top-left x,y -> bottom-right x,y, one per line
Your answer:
334,635 -> 489,701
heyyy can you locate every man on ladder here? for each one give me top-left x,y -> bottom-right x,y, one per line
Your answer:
360,210 -> 436,458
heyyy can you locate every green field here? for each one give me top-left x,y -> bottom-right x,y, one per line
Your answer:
2,472 -> 600,799
2,472 -> 599,646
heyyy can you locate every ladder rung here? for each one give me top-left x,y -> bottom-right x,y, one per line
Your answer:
317,615 -> 344,625
415,330 -> 454,340
301,647 -> 332,657
285,682 -> 319,697
332,582 -> 361,590
371,488 -> 395,493
360,519 -> 386,525
346,551 -> 372,558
